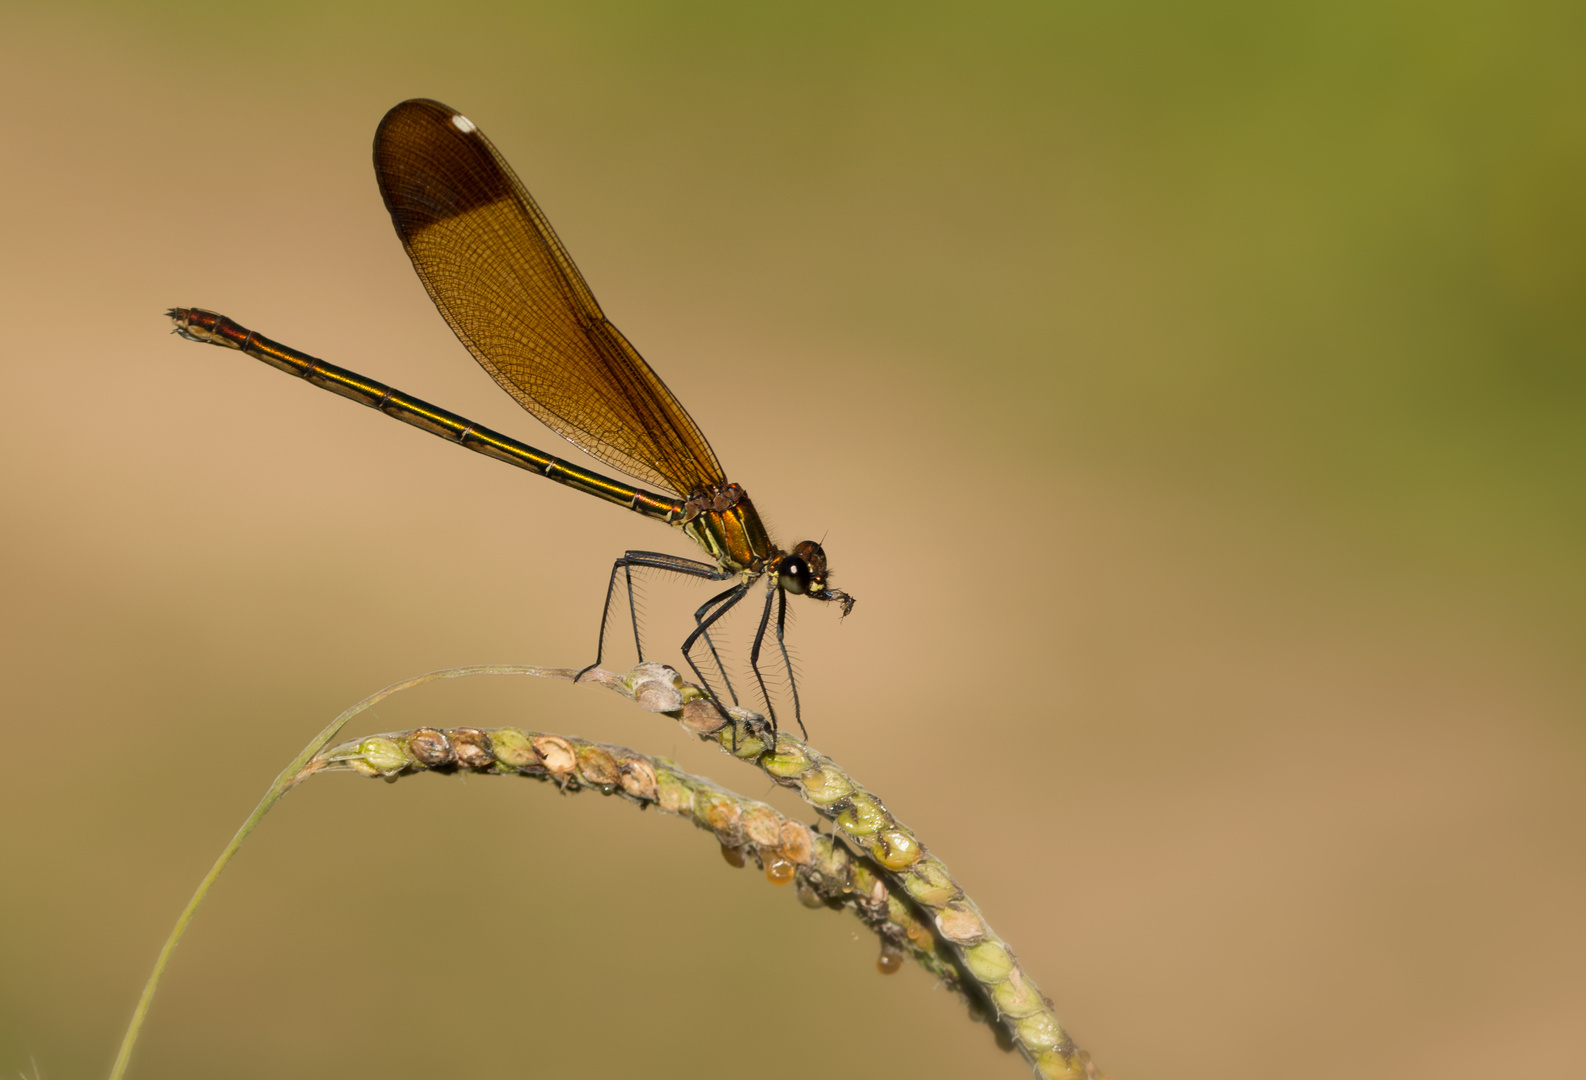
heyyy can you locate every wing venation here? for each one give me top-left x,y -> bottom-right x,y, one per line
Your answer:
373,98 -> 725,495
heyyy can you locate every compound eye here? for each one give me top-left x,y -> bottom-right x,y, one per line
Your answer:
778,555 -> 812,595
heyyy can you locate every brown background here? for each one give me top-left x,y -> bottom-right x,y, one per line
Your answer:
1,2 -> 1582,1078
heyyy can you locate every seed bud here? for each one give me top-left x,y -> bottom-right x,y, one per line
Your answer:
408,728 -> 455,767
449,728 -> 494,769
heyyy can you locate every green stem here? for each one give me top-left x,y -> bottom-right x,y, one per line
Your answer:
107,664 -> 562,1080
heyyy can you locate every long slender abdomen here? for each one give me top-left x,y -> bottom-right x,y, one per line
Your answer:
166,308 -> 685,525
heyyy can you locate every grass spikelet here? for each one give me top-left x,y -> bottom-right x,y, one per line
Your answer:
109,662 -> 1102,1080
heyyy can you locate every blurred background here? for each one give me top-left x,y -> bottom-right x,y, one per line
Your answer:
1,2 -> 1581,1077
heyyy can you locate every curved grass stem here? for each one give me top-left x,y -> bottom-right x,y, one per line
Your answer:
107,665 -> 566,1080
110,661 -> 1100,1080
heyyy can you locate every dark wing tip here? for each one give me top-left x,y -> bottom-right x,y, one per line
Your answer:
373,99 -> 515,234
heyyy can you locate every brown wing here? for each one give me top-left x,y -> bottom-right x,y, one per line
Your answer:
372,98 -> 725,496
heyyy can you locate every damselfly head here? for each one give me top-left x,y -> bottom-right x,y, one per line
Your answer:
782,541 -> 856,616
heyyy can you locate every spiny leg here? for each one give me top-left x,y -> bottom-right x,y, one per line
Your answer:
681,579 -> 773,748
694,617 -> 737,708
682,581 -> 750,710
577,551 -> 731,683
775,584 -> 806,739
747,577 -> 781,734
624,562 -> 642,660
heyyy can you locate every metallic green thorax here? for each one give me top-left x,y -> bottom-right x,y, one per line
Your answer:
682,494 -> 777,577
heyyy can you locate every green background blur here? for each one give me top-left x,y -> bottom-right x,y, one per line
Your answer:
1,2 -> 1582,1077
